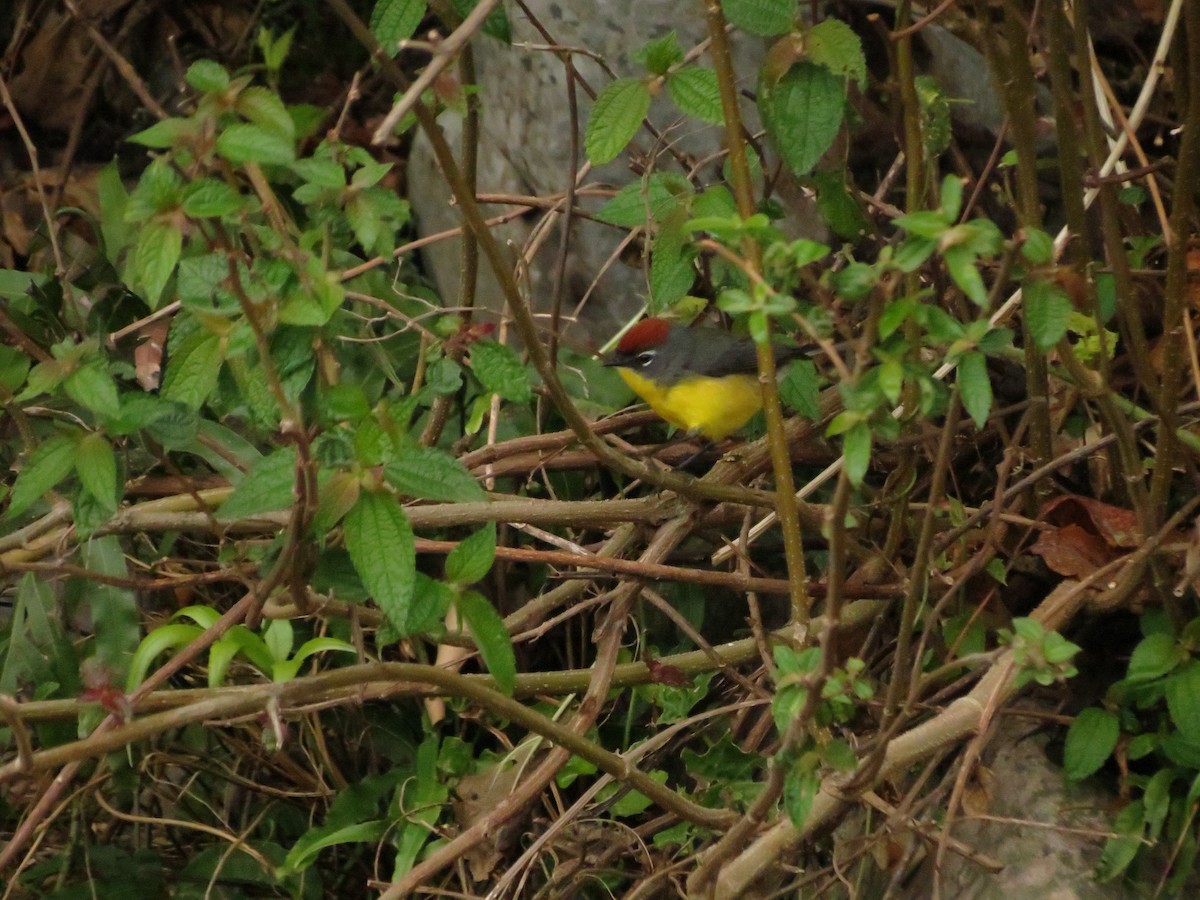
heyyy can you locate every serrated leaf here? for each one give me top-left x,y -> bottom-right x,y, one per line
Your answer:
161,330 -> 224,410
668,66 -> 724,124
806,18 -> 866,86
916,75 -> 951,156
779,358 -> 820,419
344,490 -> 415,634
1127,633 -> 1185,681
650,212 -> 696,310
1021,227 -> 1055,264
182,179 -> 242,218
215,123 -> 296,165
636,31 -> 684,76
347,190 -> 384,255
782,762 -> 819,826
1025,279 -> 1072,349
64,359 -> 121,418
216,447 -> 298,521
292,157 -> 346,188
446,523 -> 496,586
596,175 -> 682,227
185,59 -> 229,92
957,351 -> 991,429
1167,662 -> 1200,744
724,0 -> 798,36
759,62 -> 845,176
133,220 -> 182,307
812,169 -> 868,240
470,340 -> 532,402
1063,707 -> 1119,781
456,589 -> 515,694
371,0 -> 427,52
236,86 -> 295,139
75,432 -> 119,511
7,433 -> 78,518
127,117 -> 197,150
384,447 -> 484,502
842,421 -> 871,486
585,78 -> 651,165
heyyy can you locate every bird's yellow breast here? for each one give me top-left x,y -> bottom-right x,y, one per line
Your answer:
617,368 -> 763,440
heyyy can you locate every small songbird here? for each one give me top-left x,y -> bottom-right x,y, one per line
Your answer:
604,317 -> 798,440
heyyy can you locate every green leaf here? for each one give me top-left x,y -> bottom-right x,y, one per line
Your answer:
408,573 -> 454,634
346,190 -> 385,254
182,179 -> 243,218
939,174 -> 964,222
1096,802 -> 1146,882
1127,632 -> 1186,681
279,820 -> 389,876
236,86 -> 295,139
385,447 -> 484,502
344,490 -> 415,635
7,432 -> 78,519
957,351 -> 992,429
446,523 -> 496,586
779,359 -> 820,420
64,359 -> 121,419
470,340 -> 532,402
133,220 -> 182,307
125,622 -> 203,692
97,161 -> 134,260
585,78 -> 651,165
812,170 -> 868,240
1025,279 -> 1072,349
124,158 -> 182,222
161,330 -> 224,410
216,447 -> 298,521
842,421 -> 871,486
1063,707 -> 1119,781
371,0 -> 427,52
449,0 -> 510,42
263,618 -> 294,663
759,62 -> 845,176
274,637 -> 356,682
456,589 -> 515,694
636,31 -> 684,75
944,246 -> 987,306
185,59 -> 229,92
596,175 -> 684,227
893,210 -> 947,240
916,75 -> 951,156
668,67 -> 724,124
1166,661 -> 1200,744
1022,227 -> 1055,264
0,344 -> 29,392
75,432 -> 119,511
127,117 -> 197,150
650,213 -> 696,310
215,123 -> 296,166
723,0 -> 797,36
292,157 -> 346,188
782,761 -> 819,826
806,18 -> 866,86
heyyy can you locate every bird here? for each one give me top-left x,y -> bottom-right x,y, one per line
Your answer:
604,317 -> 800,441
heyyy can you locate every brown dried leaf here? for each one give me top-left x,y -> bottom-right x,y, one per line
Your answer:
1030,524 -> 1114,577
134,320 -> 171,390
1040,495 -> 1141,548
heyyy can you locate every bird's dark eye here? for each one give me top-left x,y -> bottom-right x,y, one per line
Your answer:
635,350 -> 656,367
